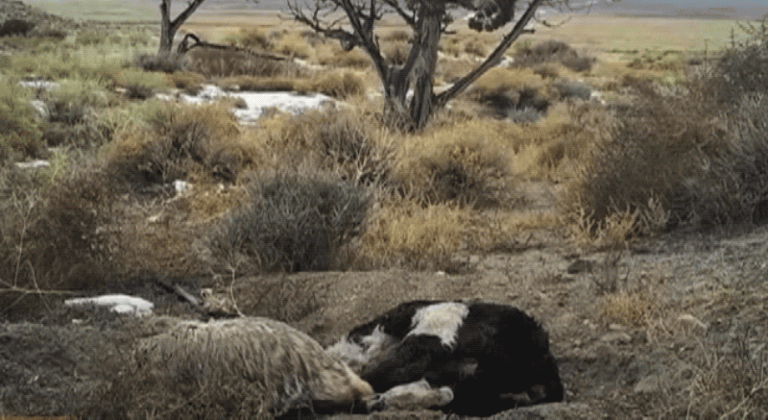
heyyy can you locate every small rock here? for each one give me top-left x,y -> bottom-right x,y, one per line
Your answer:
600,331 -> 632,344
15,159 -> 50,169
677,314 -> 707,333
633,373 -> 663,393
567,259 -> 594,274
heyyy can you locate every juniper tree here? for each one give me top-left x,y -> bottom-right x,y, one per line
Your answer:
288,0 -> 576,129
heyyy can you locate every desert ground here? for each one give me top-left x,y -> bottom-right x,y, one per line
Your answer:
1,0 -> 768,419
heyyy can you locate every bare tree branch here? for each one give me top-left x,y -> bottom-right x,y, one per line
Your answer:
435,0 -> 545,107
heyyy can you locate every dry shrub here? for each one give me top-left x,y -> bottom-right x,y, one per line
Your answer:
310,71 -> 366,99
135,52 -> 186,73
393,119 -> 515,208
0,158 -> 118,320
709,17 -> 768,107
219,71 -> 364,99
219,75 -> 304,92
382,41 -> 410,65
185,46 -> 303,78
41,80 -> 117,149
355,197 -> 467,270
107,102 -> 249,186
99,317 -> 372,420
658,325 -> 768,420
513,39 -> 593,73
315,43 -> 371,68
602,291 -> 658,328
563,82 -> 720,236
627,50 -> 685,72
0,78 -> 45,162
507,102 -> 610,181
273,31 -> 313,59
569,26 -> 768,237
206,172 -> 368,274
167,70 -> 205,93
469,66 -> 545,98
382,29 -> 411,42
441,32 -> 494,58
256,107 -> 394,186
437,58 -> 476,84
226,27 -> 274,51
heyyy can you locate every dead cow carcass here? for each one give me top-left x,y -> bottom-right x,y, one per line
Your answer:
327,300 -> 564,416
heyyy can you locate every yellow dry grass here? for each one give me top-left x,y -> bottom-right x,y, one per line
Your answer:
356,198 -> 468,269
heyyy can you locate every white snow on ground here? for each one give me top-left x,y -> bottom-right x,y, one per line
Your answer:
179,84 -> 334,123
64,294 -> 154,316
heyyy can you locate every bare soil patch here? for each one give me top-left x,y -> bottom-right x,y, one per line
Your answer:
3,222 -> 768,418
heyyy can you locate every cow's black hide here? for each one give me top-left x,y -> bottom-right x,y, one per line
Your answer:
343,300 -> 563,416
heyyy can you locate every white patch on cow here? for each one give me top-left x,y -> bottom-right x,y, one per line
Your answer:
325,326 -> 398,374
407,302 -> 469,348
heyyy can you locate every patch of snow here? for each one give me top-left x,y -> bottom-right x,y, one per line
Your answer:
173,179 -> 192,195
64,294 -> 154,316
16,159 -> 50,169
19,80 -> 57,90
177,84 -> 334,123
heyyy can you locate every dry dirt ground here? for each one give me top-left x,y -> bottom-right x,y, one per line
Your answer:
3,194 -> 768,418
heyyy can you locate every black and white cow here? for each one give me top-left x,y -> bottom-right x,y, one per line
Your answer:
327,300 -> 563,416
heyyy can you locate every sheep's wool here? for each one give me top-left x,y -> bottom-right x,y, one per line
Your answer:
407,302 -> 469,347
135,317 -> 373,416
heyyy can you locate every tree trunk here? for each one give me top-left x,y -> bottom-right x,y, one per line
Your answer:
157,0 -> 207,57
158,0 -> 174,56
382,2 -> 444,131
408,4 -> 443,130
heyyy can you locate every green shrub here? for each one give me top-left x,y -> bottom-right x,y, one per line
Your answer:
207,173 -> 368,274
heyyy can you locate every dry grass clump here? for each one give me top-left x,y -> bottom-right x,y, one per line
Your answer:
602,291 -> 658,328
0,78 -> 45,162
355,197 -> 467,270
705,19 -> 768,107
627,49 -> 685,72
0,157 -> 118,320
106,102 -> 250,186
273,31 -> 313,59
512,39 -> 594,73
219,70 -> 365,99
40,79 -> 118,149
382,41 -> 410,65
441,32 -> 494,58
310,71 -> 367,99
185,46 -> 304,78
392,119 -> 515,208
135,52 -> 187,73
568,21 -> 768,239
225,27 -> 274,51
206,172 -> 368,274
256,107 -> 394,185
166,70 -> 205,94
563,82 -> 722,238
469,66 -> 546,97
657,325 -> 768,420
